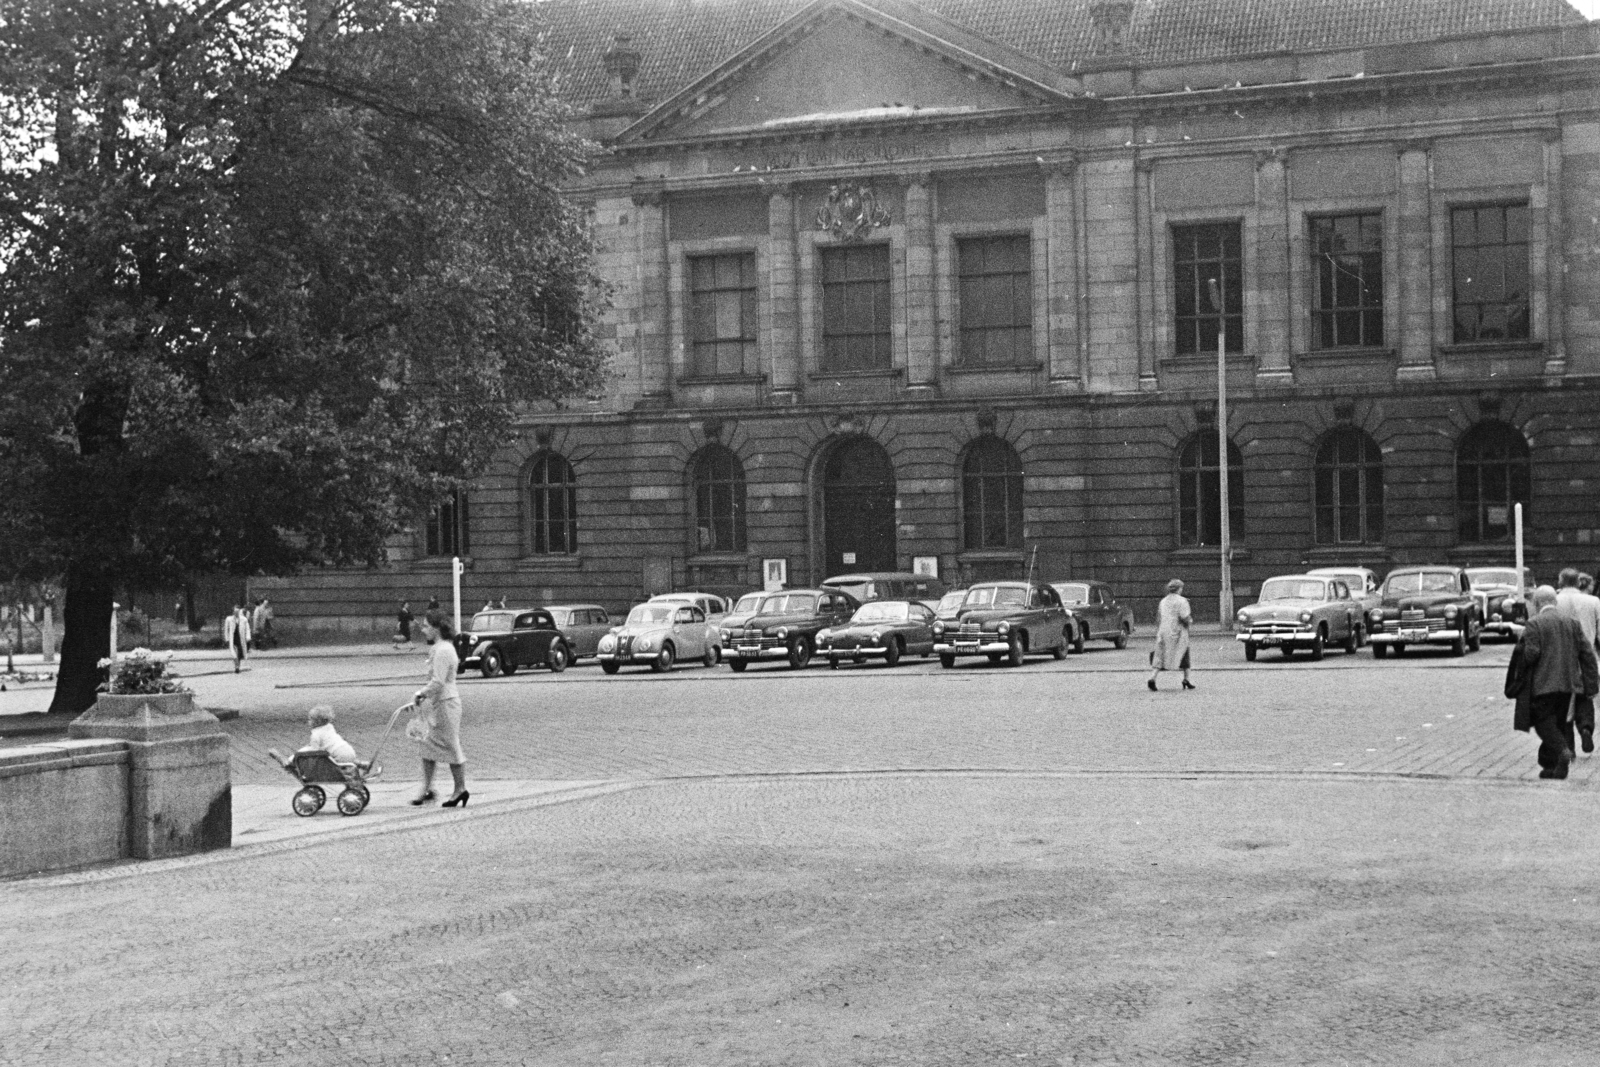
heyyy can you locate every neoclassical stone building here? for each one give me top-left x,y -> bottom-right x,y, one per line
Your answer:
267,0 -> 1600,628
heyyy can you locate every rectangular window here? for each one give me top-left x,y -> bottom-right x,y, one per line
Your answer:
821,244 -> 892,372
688,253 -> 758,378
1451,204 -> 1530,343
1172,223 -> 1243,356
1311,213 -> 1384,348
957,235 -> 1032,366
425,490 -> 469,558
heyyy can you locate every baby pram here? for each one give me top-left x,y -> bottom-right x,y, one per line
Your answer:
268,704 -> 411,817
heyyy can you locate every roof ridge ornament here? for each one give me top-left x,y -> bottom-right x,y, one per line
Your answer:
817,182 -> 892,241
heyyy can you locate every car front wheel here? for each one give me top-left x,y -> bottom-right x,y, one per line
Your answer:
1005,634 -> 1025,667
1310,629 -> 1325,661
1467,619 -> 1482,652
1113,624 -> 1129,650
1244,641 -> 1257,662
480,647 -> 504,679
652,644 -> 676,673
1372,643 -> 1388,659
702,645 -> 719,668
939,653 -> 956,669
601,661 -> 620,675
546,642 -> 568,673
883,639 -> 901,668
1071,624 -> 1085,655
728,659 -> 748,673
787,637 -> 812,670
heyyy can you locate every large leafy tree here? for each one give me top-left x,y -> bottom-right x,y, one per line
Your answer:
0,0 -> 608,712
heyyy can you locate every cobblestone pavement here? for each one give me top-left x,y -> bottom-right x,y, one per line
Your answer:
7,638 -> 1597,1065
6,773 -> 1600,1066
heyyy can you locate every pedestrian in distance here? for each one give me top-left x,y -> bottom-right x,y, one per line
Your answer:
394,600 -> 414,649
1148,578 -> 1195,691
222,604 -> 252,673
250,598 -> 268,650
1555,568 -> 1600,751
1506,586 -> 1599,779
409,617 -> 469,808
424,596 -> 444,629
1579,572 -> 1596,596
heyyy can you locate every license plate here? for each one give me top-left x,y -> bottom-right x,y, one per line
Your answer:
1400,630 -> 1427,641
739,644 -> 759,652
1256,637 -> 1279,646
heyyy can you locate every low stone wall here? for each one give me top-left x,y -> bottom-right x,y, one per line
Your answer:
0,693 -> 231,880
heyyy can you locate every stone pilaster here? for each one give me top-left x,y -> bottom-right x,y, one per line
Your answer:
1253,147 -> 1293,385
1561,121 -> 1600,378
902,175 -> 937,392
1133,157 -> 1157,391
1542,130 -> 1567,380
1081,156 -> 1141,393
632,187 -> 671,403
766,186 -> 801,400
1044,162 -> 1082,386
1395,142 -> 1436,382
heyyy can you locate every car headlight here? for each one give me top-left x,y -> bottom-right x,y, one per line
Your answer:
1237,611 -> 1249,623
1444,606 -> 1458,619
598,635 -> 614,652
817,628 -> 832,643
933,621 -> 945,635
637,636 -> 654,652
1369,609 -> 1384,622
996,621 -> 1010,635
1299,612 -> 1312,624
776,626 -> 789,640
720,628 -> 734,641
870,629 -> 883,642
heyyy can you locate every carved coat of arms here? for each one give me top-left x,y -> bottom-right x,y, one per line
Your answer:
816,183 -> 891,241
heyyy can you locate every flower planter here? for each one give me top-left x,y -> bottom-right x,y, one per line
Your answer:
69,691 -> 220,742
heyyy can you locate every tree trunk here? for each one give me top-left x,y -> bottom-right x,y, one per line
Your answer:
47,571 -> 114,715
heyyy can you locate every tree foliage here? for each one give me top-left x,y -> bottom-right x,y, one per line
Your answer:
0,0 -> 609,710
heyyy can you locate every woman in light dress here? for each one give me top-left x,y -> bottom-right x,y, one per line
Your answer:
411,618 -> 470,807
1148,578 -> 1195,691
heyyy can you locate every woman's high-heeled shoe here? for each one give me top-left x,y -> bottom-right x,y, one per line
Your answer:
409,790 -> 437,806
1147,679 -> 1157,691
442,790 -> 470,808
1182,680 -> 1196,690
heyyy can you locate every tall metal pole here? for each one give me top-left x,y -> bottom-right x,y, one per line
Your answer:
452,557 -> 463,634
1208,278 -> 1233,628
1514,503 -> 1525,598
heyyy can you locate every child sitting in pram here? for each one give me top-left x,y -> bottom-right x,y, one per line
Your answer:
272,704 -> 365,771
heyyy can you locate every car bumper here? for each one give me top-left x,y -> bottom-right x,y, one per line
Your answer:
1368,628 -> 1464,645
823,645 -> 890,660
1482,620 -> 1525,637
725,645 -> 792,661
933,639 -> 1011,656
1236,630 -> 1318,646
596,651 -> 665,665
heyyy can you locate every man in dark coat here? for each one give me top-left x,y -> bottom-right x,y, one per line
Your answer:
1508,586 -> 1600,779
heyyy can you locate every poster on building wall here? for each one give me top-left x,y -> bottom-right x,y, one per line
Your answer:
913,556 -> 939,578
763,559 -> 787,591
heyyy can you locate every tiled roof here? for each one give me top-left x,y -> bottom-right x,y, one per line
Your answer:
537,0 -> 1587,105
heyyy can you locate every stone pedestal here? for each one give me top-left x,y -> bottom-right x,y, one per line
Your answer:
69,692 -> 231,859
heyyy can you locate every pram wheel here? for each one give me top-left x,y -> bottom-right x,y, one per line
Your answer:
292,785 -> 326,817
336,787 -> 370,816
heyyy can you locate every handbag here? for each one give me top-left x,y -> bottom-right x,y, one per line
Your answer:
404,703 -> 435,742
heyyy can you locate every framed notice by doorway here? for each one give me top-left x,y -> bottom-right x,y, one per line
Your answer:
763,558 -> 788,591
913,556 -> 939,578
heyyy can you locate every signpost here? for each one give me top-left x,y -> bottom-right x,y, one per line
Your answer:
1207,278 -> 1233,628
452,557 -> 464,633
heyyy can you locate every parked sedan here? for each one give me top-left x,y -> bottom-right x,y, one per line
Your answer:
724,588 -> 860,671
454,608 -> 572,677
1050,580 -> 1135,652
1235,575 -> 1362,661
1464,566 -> 1535,641
933,588 -> 969,624
1306,566 -> 1382,620
545,604 -> 612,661
817,600 -> 937,668
932,580 -> 1071,667
596,602 -> 719,673
1366,566 -> 1483,657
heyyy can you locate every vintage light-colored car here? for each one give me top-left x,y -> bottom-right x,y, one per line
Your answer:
724,588 -> 861,671
1235,575 -> 1362,661
648,591 -> 730,629
1366,566 -> 1483,657
821,572 -> 948,610
1464,566 -> 1535,641
1050,580 -> 1135,652
1306,567 -> 1382,620
596,602 -> 720,674
932,580 -> 1071,667
817,599 -> 938,667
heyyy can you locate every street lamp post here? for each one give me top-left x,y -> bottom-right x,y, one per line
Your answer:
1207,278 -> 1233,629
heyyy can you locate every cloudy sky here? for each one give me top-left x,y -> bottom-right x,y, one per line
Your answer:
1574,0 -> 1600,17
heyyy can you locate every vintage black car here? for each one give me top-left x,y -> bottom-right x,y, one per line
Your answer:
1050,580 -> 1135,652
1366,566 -> 1483,657
453,608 -> 573,676
1464,566 -> 1535,641
932,580 -> 1072,667
724,588 -> 861,671
817,599 -> 938,667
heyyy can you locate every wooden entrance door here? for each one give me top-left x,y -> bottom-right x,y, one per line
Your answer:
822,438 -> 896,574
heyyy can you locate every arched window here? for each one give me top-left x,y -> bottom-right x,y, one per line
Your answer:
691,446 -> 746,553
962,437 -> 1024,551
425,489 -> 470,558
1314,428 -> 1384,545
528,452 -> 577,554
1457,422 -> 1530,543
1178,434 -> 1244,547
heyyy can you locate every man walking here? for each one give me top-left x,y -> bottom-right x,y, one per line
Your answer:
223,604 -> 252,674
1509,586 -> 1598,778
1555,568 -> 1600,751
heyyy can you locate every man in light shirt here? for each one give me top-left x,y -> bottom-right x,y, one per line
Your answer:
1555,568 -> 1600,753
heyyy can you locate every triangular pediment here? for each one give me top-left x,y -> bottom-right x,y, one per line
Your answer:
619,0 -> 1076,143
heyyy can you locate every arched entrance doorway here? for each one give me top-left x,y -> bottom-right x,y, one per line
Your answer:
820,437 -> 896,575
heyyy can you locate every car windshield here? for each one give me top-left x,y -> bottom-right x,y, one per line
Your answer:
626,605 -> 675,625
470,612 -> 516,633
965,585 -> 1027,608
936,591 -> 967,614
852,602 -> 909,623
732,594 -> 763,615
1259,579 -> 1328,601
1468,569 -> 1522,587
759,593 -> 816,614
827,581 -> 873,601
1315,572 -> 1363,587
1054,583 -> 1090,604
1385,572 -> 1458,595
